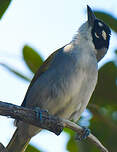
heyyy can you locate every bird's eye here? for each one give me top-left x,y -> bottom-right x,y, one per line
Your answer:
94,30 -> 107,40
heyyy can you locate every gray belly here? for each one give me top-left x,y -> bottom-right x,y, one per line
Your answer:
40,65 -> 98,123
54,69 -> 98,121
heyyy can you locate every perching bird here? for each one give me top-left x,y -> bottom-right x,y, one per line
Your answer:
7,5 -> 111,152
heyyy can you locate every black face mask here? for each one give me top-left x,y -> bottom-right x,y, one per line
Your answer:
91,19 -> 111,50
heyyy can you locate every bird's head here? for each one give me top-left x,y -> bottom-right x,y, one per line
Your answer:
75,6 -> 111,62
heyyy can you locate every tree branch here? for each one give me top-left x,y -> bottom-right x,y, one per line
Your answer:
0,143 -> 8,152
0,101 -> 109,152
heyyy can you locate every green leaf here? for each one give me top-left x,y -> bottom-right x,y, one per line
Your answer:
64,128 -> 79,152
23,45 -> 43,73
90,61 -> 117,106
0,63 -> 31,82
25,144 -> 41,152
64,128 -> 75,136
67,136 -> 79,152
94,11 -> 117,33
0,0 -> 12,19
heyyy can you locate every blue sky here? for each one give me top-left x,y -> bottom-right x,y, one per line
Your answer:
0,0 -> 117,151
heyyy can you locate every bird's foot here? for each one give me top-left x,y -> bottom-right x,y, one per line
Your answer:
35,107 -> 48,122
75,127 -> 90,141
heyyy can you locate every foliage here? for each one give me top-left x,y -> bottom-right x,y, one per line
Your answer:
0,0 -> 12,19
0,63 -> 31,82
1,3 -> 117,152
23,45 -> 43,74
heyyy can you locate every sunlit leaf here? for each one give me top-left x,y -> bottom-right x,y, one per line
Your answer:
0,0 -> 12,19
64,128 -> 79,152
64,128 -> 75,136
0,63 -> 31,82
67,137 -> 79,152
94,11 -> 117,33
23,45 -> 43,73
25,144 -> 41,152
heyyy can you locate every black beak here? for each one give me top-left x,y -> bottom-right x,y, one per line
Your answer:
87,5 -> 96,26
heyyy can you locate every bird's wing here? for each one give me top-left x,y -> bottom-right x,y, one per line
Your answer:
21,48 -> 61,107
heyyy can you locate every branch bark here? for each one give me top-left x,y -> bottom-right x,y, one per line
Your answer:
0,101 -> 109,152
0,143 -> 8,152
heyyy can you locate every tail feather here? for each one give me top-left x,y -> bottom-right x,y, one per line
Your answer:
6,128 -> 31,152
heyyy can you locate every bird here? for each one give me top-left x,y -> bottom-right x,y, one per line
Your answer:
7,5 -> 111,152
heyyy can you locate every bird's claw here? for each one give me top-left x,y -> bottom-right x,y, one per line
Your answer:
35,107 -> 48,122
75,127 -> 90,141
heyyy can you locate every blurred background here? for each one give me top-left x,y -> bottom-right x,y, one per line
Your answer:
0,0 -> 117,152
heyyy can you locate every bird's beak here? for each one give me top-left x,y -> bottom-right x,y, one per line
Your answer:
87,5 -> 96,27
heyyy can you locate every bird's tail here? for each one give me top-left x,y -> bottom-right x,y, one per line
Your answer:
6,128 -> 31,152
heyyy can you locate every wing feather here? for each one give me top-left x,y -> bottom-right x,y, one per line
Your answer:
21,49 -> 59,106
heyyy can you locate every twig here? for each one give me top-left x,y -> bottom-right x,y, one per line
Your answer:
62,119 -> 109,152
0,101 -> 109,152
